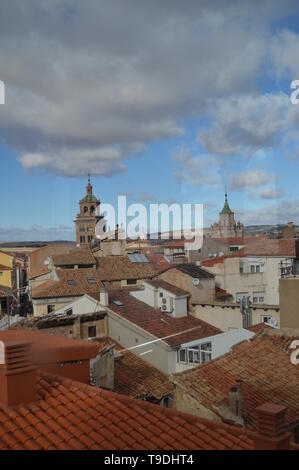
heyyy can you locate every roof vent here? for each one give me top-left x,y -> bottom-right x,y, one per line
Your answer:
0,340 -> 37,407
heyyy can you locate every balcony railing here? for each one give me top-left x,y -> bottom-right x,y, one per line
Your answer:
279,259 -> 299,278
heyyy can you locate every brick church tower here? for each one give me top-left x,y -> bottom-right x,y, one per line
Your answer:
75,176 -> 103,246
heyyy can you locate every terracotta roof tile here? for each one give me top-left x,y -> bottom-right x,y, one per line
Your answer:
144,279 -> 190,297
107,289 -> 222,348
96,255 -> 157,281
31,268 -> 103,298
51,249 -> 96,267
173,330 -> 299,431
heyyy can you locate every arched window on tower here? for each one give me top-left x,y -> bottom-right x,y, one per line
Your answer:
90,206 -> 95,214
84,206 -> 88,214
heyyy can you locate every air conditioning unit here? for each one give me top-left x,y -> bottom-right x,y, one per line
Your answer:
161,296 -> 173,313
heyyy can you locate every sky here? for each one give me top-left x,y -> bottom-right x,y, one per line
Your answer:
1,1 -> 299,241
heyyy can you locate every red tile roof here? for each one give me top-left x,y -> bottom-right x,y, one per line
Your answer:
246,323 -> 272,334
145,279 -> 190,297
51,250 -> 96,267
173,331 -> 299,431
0,369 -> 258,450
141,248 -> 171,273
0,329 -> 100,364
28,243 -> 76,280
202,239 -> 297,267
106,288 -> 222,348
95,338 -> 174,401
31,268 -> 103,299
96,255 -> 157,281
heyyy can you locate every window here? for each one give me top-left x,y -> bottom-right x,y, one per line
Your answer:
87,278 -> 96,285
84,206 -> 88,213
47,304 -> 55,314
262,315 -> 273,324
179,349 -> 186,363
200,342 -> 212,363
65,307 -> 73,316
236,292 -> 249,303
253,292 -> 265,303
88,326 -> 97,338
127,279 -> 137,285
90,206 -> 95,214
0,272 -> 2,276
178,343 -> 212,365
68,279 -> 76,285
250,265 -> 255,273
159,292 -> 164,297
188,348 -> 199,364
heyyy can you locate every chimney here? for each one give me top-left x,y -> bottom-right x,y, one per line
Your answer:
91,344 -> 115,390
228,379 -> 243,417
99,285 -> 109,307
253,403 -> 291,450
0,340 -> 37,407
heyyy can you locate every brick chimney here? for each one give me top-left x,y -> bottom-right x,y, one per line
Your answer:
0,340 -> 37,407
253,403 -> 291,450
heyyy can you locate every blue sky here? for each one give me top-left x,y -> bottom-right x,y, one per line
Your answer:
1,1 -> 299,241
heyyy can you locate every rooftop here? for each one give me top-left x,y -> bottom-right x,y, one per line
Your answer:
96,255 -> 157,281
95,338 -> 174,401
105,288 -> 222,348
0,329 -> 100,364
31,268 -> 103,299
27,243 -> 76,280
172,263 -> 215,279
172,330 -> 299,431
51,249 -> 96,267
0,369 -> 257,450
144,279 -> 190,297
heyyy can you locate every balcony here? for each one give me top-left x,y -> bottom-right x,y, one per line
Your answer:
279,259 -> 299,278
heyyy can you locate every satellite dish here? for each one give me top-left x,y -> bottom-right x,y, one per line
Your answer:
193,278 -> 200,286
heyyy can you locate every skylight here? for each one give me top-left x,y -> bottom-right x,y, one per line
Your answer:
68,279 -> 76,285
113,300 -> 124,306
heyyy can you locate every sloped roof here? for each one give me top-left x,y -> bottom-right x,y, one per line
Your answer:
31,268 -> 103,299
173,330 -> 299,431
96,255 -> 157,281
28,243 -> 76,280
0,329 -> 100,364
173,263 -> 215,279
106,288 -> 221,348
0,369 -> 257,450
95,338 -> 174,401
51,250 -> 96,267
145,279 -> 189,297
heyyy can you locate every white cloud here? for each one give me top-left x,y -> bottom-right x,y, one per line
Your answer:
173,147 -> 221,186
198,93 -> 292,156
257,188 -> 284,200
0,0 -> 296,176
0,224 -> 74,242
230,169 -> 273,190
239,200 -> 299,225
